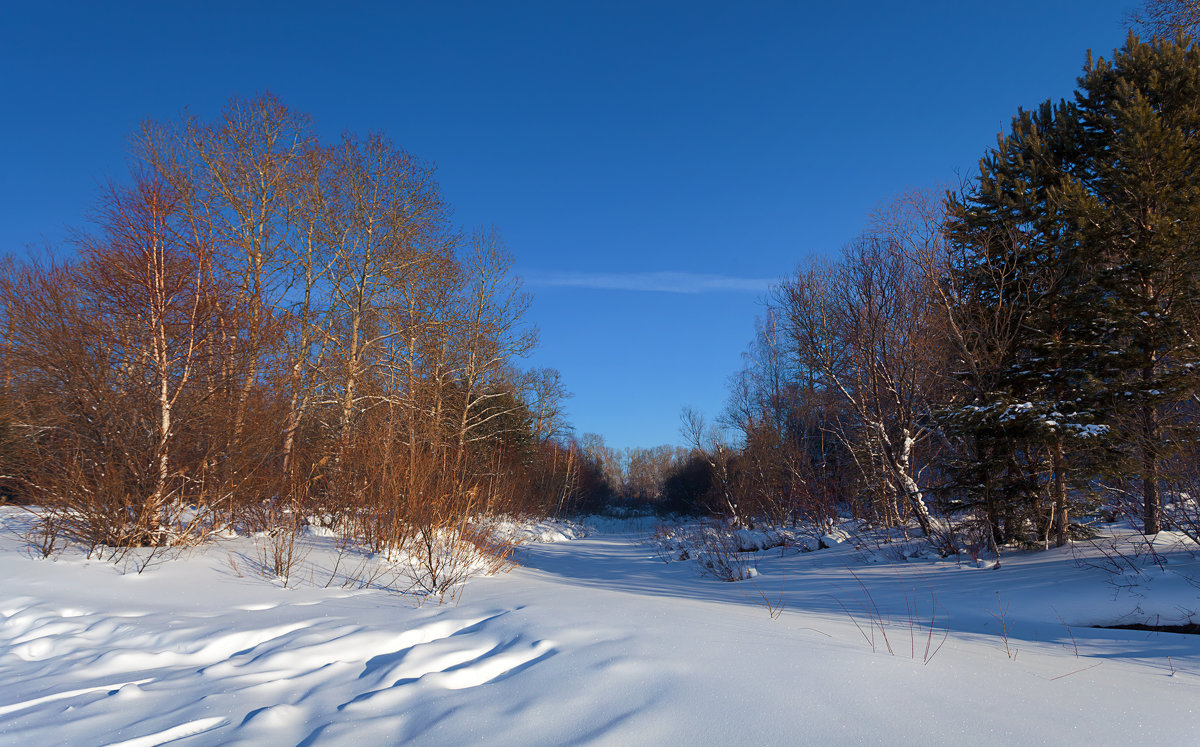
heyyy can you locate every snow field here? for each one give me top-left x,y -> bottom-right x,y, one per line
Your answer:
1,507 -> 1199,744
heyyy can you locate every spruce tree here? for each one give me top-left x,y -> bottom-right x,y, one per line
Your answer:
1070,34 -> 1200,533
946,100 -> 1103,547
948,34 -> 1200,536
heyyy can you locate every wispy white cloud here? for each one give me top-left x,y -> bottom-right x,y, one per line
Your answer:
523,270 -> 774,294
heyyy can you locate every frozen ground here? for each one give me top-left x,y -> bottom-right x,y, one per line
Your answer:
1,507 -> 1199,745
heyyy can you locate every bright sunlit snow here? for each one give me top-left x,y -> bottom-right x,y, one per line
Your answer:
2,508 -> 1198,745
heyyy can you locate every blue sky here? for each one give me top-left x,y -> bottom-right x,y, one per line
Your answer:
1,1 -> 1134,450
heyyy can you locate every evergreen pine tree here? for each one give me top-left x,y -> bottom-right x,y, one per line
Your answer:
948,34 -> 1200,536
946,100 -> 1104,547
1070,34 -> 1200,533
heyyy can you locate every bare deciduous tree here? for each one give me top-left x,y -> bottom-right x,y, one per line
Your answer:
681,407 -> 741,525
777,235 -> 947,542
1131,0 -> 1200,34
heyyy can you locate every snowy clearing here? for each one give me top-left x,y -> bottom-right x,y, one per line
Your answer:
1,508 -> 1199,745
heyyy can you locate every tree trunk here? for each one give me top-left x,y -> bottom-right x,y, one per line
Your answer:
1052,438 -> 1068,547
1143,439 -> 1162,535
1141,369 -> 1162,535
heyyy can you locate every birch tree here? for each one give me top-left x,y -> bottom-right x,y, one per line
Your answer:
777,237 -> 947,540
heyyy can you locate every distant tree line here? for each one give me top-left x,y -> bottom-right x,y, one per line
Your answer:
572,434 -> 690,511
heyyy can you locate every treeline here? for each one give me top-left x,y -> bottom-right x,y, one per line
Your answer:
0,95 -> 610,565
575,435 -> 691,510
683,35 -> 1200,550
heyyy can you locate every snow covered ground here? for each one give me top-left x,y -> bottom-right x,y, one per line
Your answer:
2,507 -> 1199,745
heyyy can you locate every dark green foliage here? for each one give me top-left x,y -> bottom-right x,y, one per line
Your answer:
946,34 -> 1200,536
943,96 -> 1103,545
1072,35 -> 1200,532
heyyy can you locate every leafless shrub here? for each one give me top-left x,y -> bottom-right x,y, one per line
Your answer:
320,533 -> 408,592
831,568 -> 947,664
649,521 -> 683,563
251,499 -> 310,587
405,519 -> 517,603
956,515 -> 1001,568
1053,607 -> 1079,659
740,563 -> 786,620
694,527 -> 757,582
225,551 -> 244,578
649,520 -> 759,582
20,507 -> 59,559
1072,530 -> 1169,583
831,569 -> 894,656
990,591 -> 1018,660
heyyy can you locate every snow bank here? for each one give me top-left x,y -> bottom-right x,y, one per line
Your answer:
819,528 -> 851,548
733,528 -> 784,552
485,517 -> 583,545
